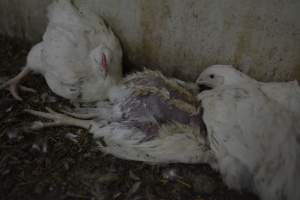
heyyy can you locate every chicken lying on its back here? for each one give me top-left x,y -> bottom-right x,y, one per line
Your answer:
25,69 -> 213,164
1,0 -> 123,102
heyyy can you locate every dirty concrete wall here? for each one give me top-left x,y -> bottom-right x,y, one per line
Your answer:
0,0 -> 299,81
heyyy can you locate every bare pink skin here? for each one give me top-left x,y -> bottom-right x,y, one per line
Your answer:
101,53 -> 108,77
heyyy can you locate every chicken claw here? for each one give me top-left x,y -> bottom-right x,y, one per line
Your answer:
24,107 -> 93,130
0,67 -> 35,101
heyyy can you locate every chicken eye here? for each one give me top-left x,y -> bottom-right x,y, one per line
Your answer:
209,74 -> 215,79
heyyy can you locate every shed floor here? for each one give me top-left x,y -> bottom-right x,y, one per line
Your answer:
0,35 -> 258,200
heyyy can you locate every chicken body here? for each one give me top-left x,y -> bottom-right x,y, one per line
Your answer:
197,65 -> 300,200
1,0 -> 123,102
26,70 -> 213,164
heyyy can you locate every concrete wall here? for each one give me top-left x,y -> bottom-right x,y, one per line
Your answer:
0,0 -> 299,81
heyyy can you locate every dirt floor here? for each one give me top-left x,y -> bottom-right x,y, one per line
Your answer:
0,35 -> 259,200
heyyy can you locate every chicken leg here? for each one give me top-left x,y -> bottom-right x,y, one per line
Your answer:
25,107 -> 93,130
0,67 -> 36,100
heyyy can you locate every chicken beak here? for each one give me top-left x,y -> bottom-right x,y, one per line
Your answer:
101,53 -> 108,77
197,81 -> 212,92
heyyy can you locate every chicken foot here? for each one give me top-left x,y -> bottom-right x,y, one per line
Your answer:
60,110 -> 99,119
25,107 -> 93,130
0,67 -> 36,100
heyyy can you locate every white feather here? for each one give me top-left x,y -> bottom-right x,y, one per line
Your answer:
28,0 -> 122,102
197,65 -> 300,200
196,65 -> 300,117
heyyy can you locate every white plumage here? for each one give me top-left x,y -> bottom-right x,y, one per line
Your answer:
26,70 -> 214,164
1,0 -> 123,102
23,62 -> 300,200
196,65 -> 300,118
196,65 -> 300,200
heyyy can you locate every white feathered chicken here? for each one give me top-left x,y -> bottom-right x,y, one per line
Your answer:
25,69 -> 214,163
1,0 -> 122,102
196,65 -> 300,118
24,66 -> 300,199
196,65 -> 300,200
